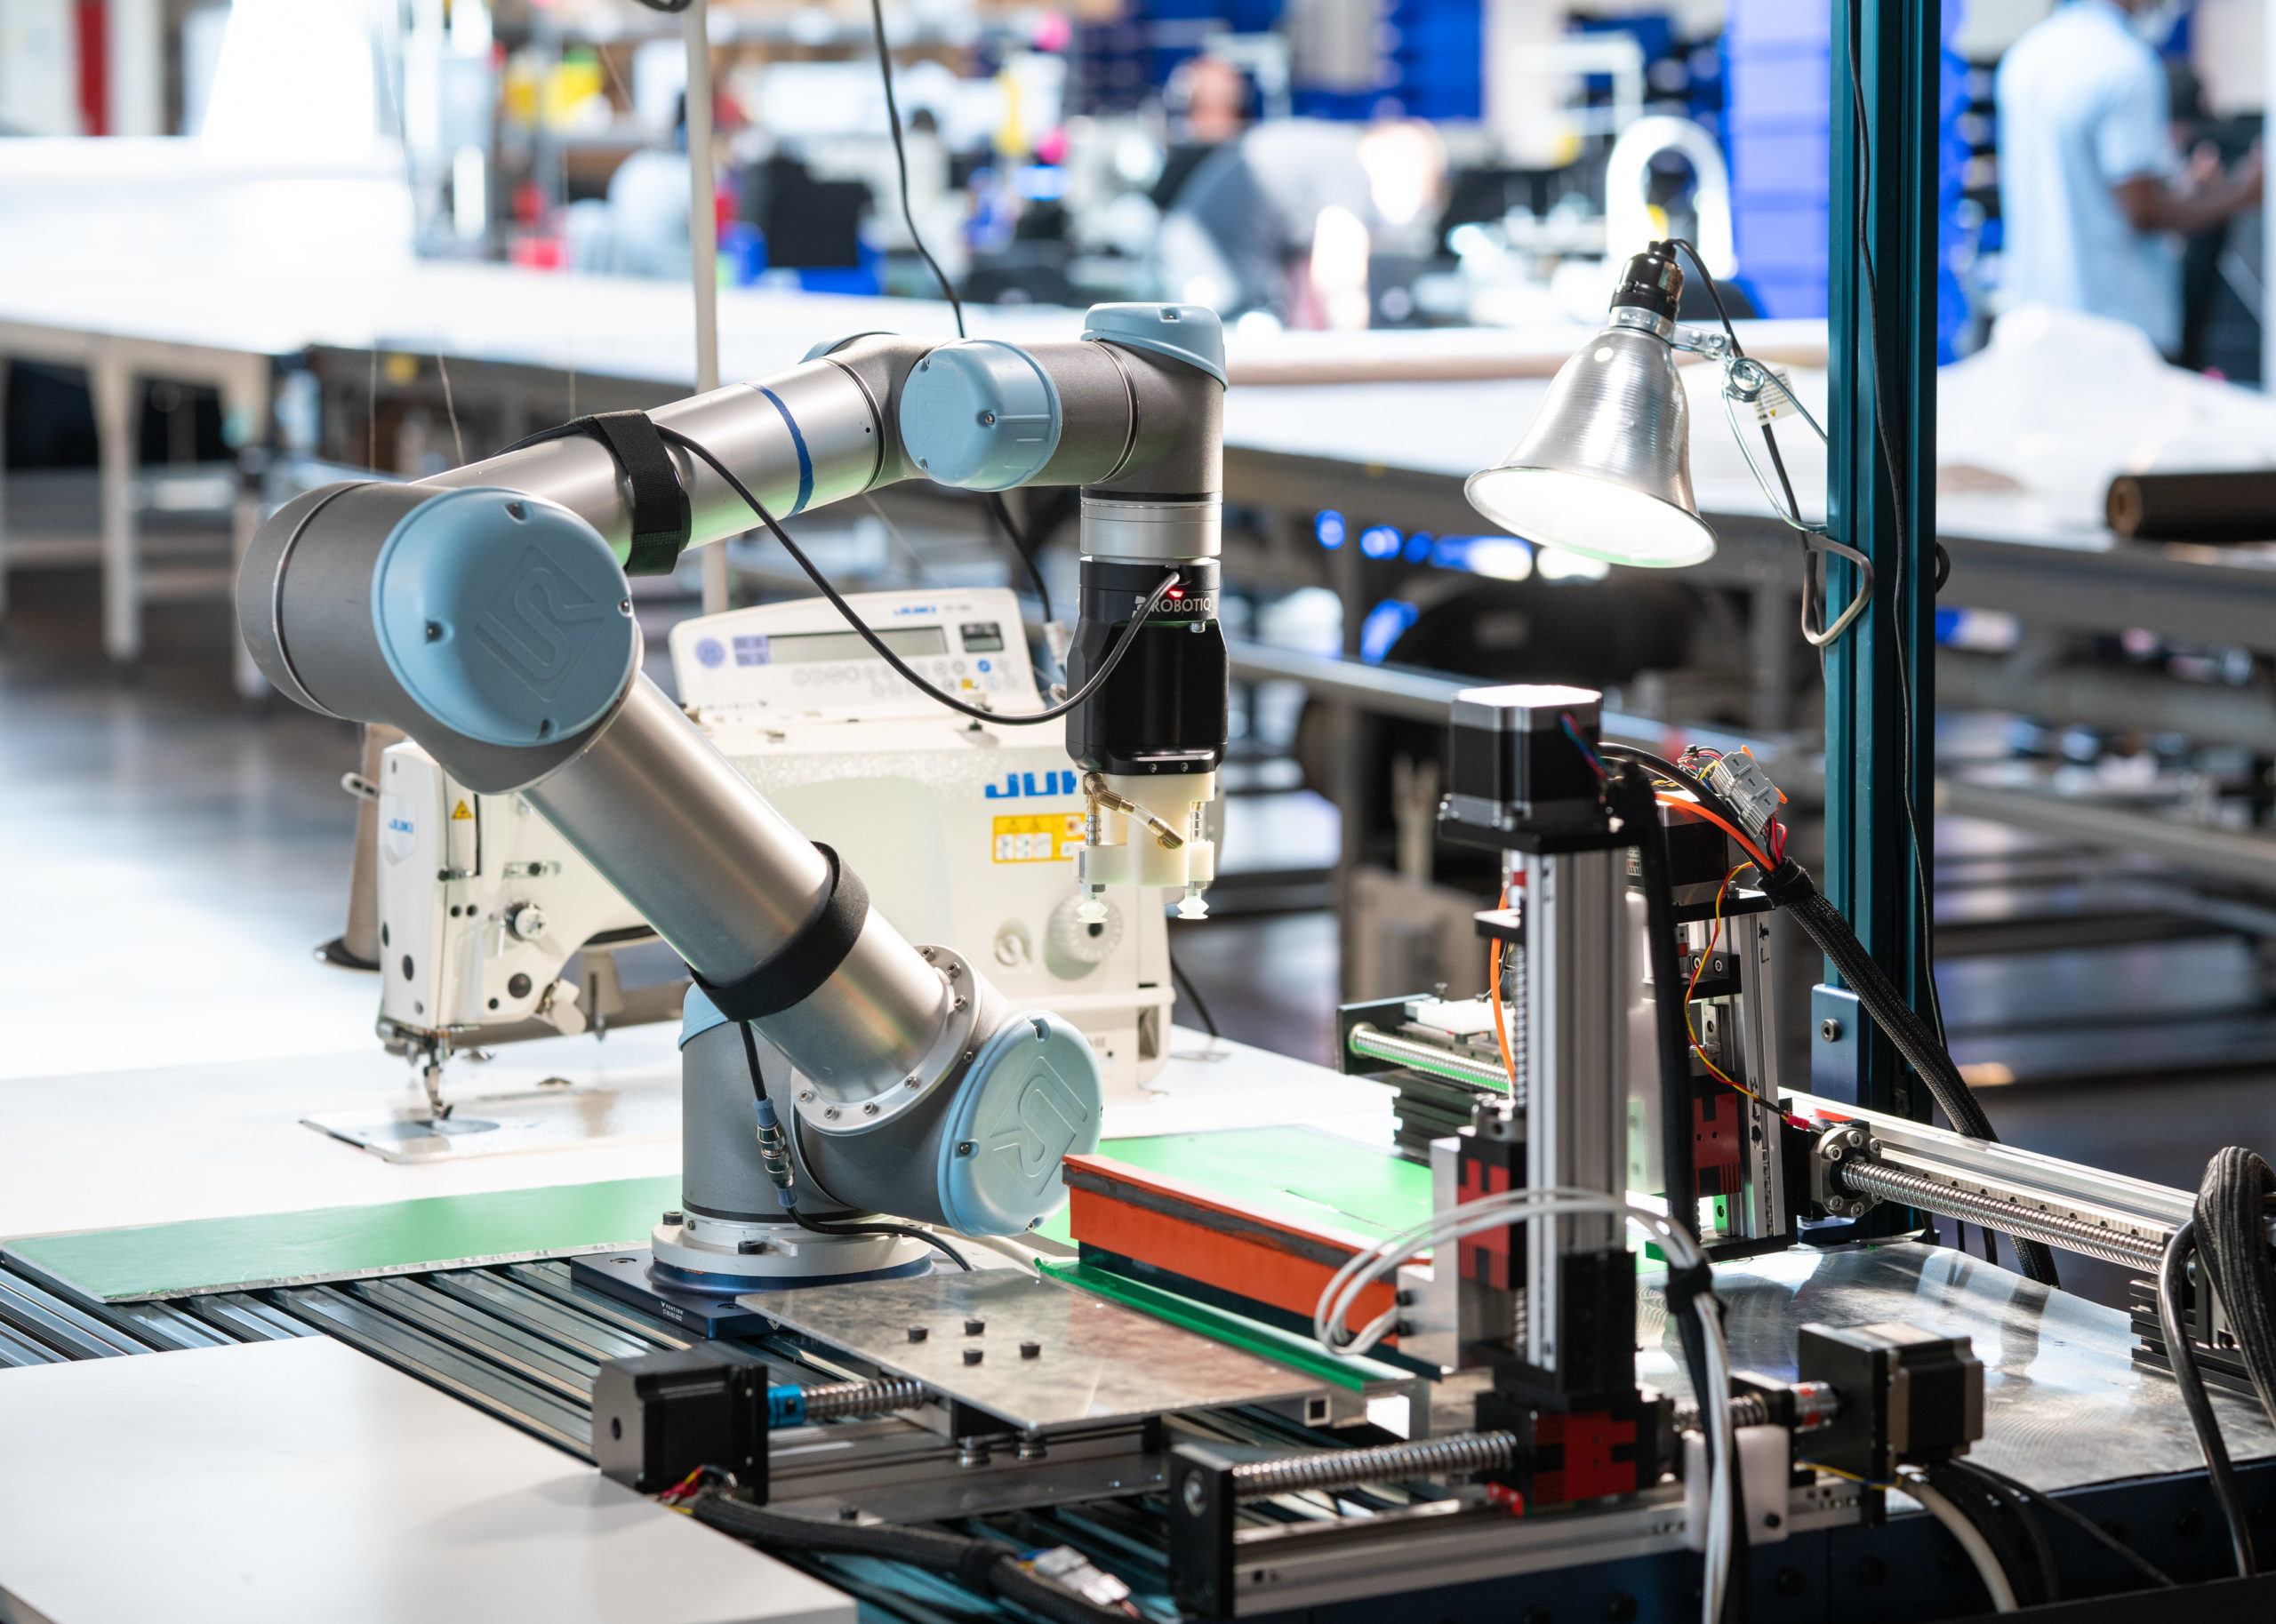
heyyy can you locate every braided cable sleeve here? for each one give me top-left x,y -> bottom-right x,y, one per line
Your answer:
2158,1223 -> 2256,1578
687,1493 -> 1132,1624
2193,1148 -> 2276,1432
1760,859 -> 2060,1288
1925,1459 -> 2046,1608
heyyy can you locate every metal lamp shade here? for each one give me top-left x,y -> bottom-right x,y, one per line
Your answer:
1464,326 -> 1718,568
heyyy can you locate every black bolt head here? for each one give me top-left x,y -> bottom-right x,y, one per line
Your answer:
1020,1340 -> 1041,1359
964,1318 -> 985,1335
908,1326 -> 928,1343
963,1348 -> 983,1366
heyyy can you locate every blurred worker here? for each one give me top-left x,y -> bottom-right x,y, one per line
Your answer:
1156,118 -> 1446,327
1996,0 -> 2261,358
1152,56 -> 1253,213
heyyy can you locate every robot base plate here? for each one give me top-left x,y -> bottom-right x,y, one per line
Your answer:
571,1248 -> 933,1339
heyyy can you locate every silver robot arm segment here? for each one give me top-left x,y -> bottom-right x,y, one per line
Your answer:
235,304 -> 1227,1241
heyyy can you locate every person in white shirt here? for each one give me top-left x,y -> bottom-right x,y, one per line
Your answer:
1996,0 -> 2260,357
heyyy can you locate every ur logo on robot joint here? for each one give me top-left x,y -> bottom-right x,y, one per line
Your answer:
475,548 -> 609,700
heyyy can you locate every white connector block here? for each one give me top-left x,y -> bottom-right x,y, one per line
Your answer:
1076,771 -> 1217,903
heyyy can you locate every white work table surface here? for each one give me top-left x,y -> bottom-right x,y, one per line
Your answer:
0,1334 -> 853,1624
0,1024 -> 1392,1245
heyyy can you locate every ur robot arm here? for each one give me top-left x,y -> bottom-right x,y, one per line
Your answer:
236,304 -> 1228,1253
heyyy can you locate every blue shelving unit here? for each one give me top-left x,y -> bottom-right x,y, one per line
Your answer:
1078,0 -> 1479,121
1728,0 -> 1970,356
1725,0 -> 1832,319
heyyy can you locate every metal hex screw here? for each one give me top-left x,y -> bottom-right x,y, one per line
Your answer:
862,1101 -> 879,1116
963,1348 -> 983,1366
1820,1018 -> 1843,1043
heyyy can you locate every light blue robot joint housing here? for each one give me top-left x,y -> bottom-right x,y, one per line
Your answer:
1078,302 -> 1229,387
370,486 -> 637,750
935,1011 -> 1102,1236
895,340 -> 1064,492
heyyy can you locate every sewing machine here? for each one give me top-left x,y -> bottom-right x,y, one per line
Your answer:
356,585 -> 1175,1132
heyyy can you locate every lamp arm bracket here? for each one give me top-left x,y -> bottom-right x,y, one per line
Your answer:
1670,324 -> 1734,359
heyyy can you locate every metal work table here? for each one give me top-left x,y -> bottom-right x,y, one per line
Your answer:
1647,1240 -> 2276,1492
0,261 -> 1075,692
1218,372 -> 2276,669
13,252 -> 2264,688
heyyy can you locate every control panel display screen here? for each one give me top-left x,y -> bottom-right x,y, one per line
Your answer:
763,627 -> 950,665
960,622 -> 1006,652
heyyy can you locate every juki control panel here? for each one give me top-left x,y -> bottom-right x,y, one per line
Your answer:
668,588 -> 1042,718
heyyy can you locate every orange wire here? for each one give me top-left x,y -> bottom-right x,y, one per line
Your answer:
1679,862 -> 1807,1127
1682,864 -> 1750,1093
1489,884 -> 1517,1088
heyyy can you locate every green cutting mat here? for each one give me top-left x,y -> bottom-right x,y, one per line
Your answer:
1038,1124 -> 1429,1247
5,1175 -> 682,1302
12,1128 -> 1420,1303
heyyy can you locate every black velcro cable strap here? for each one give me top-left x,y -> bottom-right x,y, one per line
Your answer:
692,844 -> 870,1022
1663,1260 -> 1719,1326
505,410 -> 691,577
957,1548 -> 1009,1594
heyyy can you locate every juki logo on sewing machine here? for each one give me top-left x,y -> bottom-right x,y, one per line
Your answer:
380,796 -> 418,865
474,548 -> 609,699
986,770 -> 1078,799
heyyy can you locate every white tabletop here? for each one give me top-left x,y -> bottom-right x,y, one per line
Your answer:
0,1334 -> 853,1624
0,1023 -> 1390,1245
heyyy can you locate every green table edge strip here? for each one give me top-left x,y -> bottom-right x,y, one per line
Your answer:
5,1175 -> 684,1302
1035,1257 -> 1408,1395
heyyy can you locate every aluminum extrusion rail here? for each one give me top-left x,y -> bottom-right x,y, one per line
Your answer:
1202,1477 -> 1864,1617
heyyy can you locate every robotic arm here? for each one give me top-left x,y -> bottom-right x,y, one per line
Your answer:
236,304 -> 1228,1247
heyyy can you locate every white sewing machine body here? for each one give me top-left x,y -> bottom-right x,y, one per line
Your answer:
669,588 -> 1174,1098
373,743 -> 669,1054
371,588 -> 1173,1101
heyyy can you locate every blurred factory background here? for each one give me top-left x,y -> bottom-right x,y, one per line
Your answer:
12,0 -> 2276,1279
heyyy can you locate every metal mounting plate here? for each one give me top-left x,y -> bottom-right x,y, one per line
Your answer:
741,1269 -> 1324,1433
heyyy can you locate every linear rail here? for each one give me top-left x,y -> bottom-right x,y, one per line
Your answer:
1345,1023 -> 1512,1094
1791,1092 -> 2192,1268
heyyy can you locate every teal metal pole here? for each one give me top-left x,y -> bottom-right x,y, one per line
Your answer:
1824,0 -> 1941,1124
